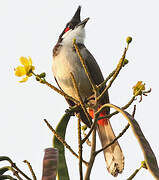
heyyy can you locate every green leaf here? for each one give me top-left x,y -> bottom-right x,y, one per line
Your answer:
0,157 -> 11,163
0,175 -> 16,180
0,167 -> 10,175
53,113 -> 71,180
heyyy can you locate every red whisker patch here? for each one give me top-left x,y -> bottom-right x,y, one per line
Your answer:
65,27 -> 70,32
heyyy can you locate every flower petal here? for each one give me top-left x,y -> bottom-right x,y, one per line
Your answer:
19,76 -> 28,83
20,57 -> 29,66
31,66 -> 35,71
136,81 -> 142,87
28,57 -> 33,66
14,66 -> 26,77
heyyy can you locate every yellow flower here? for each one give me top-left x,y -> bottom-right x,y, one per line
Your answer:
14,57 -> 35,82
133,81 -> 145,96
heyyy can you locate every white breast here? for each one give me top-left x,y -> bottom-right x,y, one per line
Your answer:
52,46 -> 92,101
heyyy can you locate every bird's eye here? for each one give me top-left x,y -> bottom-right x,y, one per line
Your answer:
65,26 -> 70,32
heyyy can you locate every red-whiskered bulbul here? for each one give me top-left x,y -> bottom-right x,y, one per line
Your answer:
52,6 -> 124,176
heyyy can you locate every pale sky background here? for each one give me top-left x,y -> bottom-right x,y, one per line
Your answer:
1,0 -> 159,179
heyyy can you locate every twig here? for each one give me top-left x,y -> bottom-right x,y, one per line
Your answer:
1,166 -> 23,180
97,95 -> 136,121
70,72 -> 92,127
127,167 -> 142,180
70,72 -> 85,179
84,127 -> 97,180
23,160 -> 37,180
73,39 -> 97,92
77,115 -> 83,180
98,43 -> 130,91
44,81 -> 79,104
95,105 -> 136,155
97,69 -> 116,90
44,119 -> 88,166
70,72 -> 95,145
82,131 -> 91,146
109,95 -> 136,118
97,46 -> 128,102
12,164 -> 31,180
95,123 -> 130,155
10,168 -> 23,180
132,105 -> 136,117
32,72 -> 78,104
81,115 -> 98,145
0,156 -> 31,180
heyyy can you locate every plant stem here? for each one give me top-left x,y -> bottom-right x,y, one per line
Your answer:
32,71 -> 78,104
97,47 -> 128,103
95,105 -> 136,155
44,119 -> 88,166
77,115 -> 83,180
84,128 -> 96,180
73,39 -> 96,93
23,160 -> 37,180
70,72 -> 92,126
95,123 -> 130,155
97,95 -> 136,121
127,166 -> 142,180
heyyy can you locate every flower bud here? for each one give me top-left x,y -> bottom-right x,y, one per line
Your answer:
123,59 -> 129,67
126,36 -> 132,44
81,125 -> 87,131
36,76 -> 40,81
39,72 -> 46,78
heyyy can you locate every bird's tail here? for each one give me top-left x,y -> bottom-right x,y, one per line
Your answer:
89,108 -> 124,177
97,120 -> 124,177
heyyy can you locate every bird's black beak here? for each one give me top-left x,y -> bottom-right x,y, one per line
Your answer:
76,17 -> 90,28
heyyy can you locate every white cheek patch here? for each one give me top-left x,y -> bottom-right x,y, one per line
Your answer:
62,26 -> 85,45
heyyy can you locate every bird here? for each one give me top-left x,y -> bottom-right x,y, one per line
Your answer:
52,6 -> 124,177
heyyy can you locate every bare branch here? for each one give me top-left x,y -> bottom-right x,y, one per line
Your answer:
70,72 -> 92,126
45,81 -> 79,104
81,116 -> 98,145
44,119 -> 88,166
23,160 -> 37,180
0,156 -> 31,180
0,166 -> 23,180
77,115 -> 83,180
73,39 -> 97,92
97,69 -> 116,90
97,45 -> 129,102
95,105 -> 136,155
97,95 -> 136,121
95,123 -> 130,156
84,127 -> 97,180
